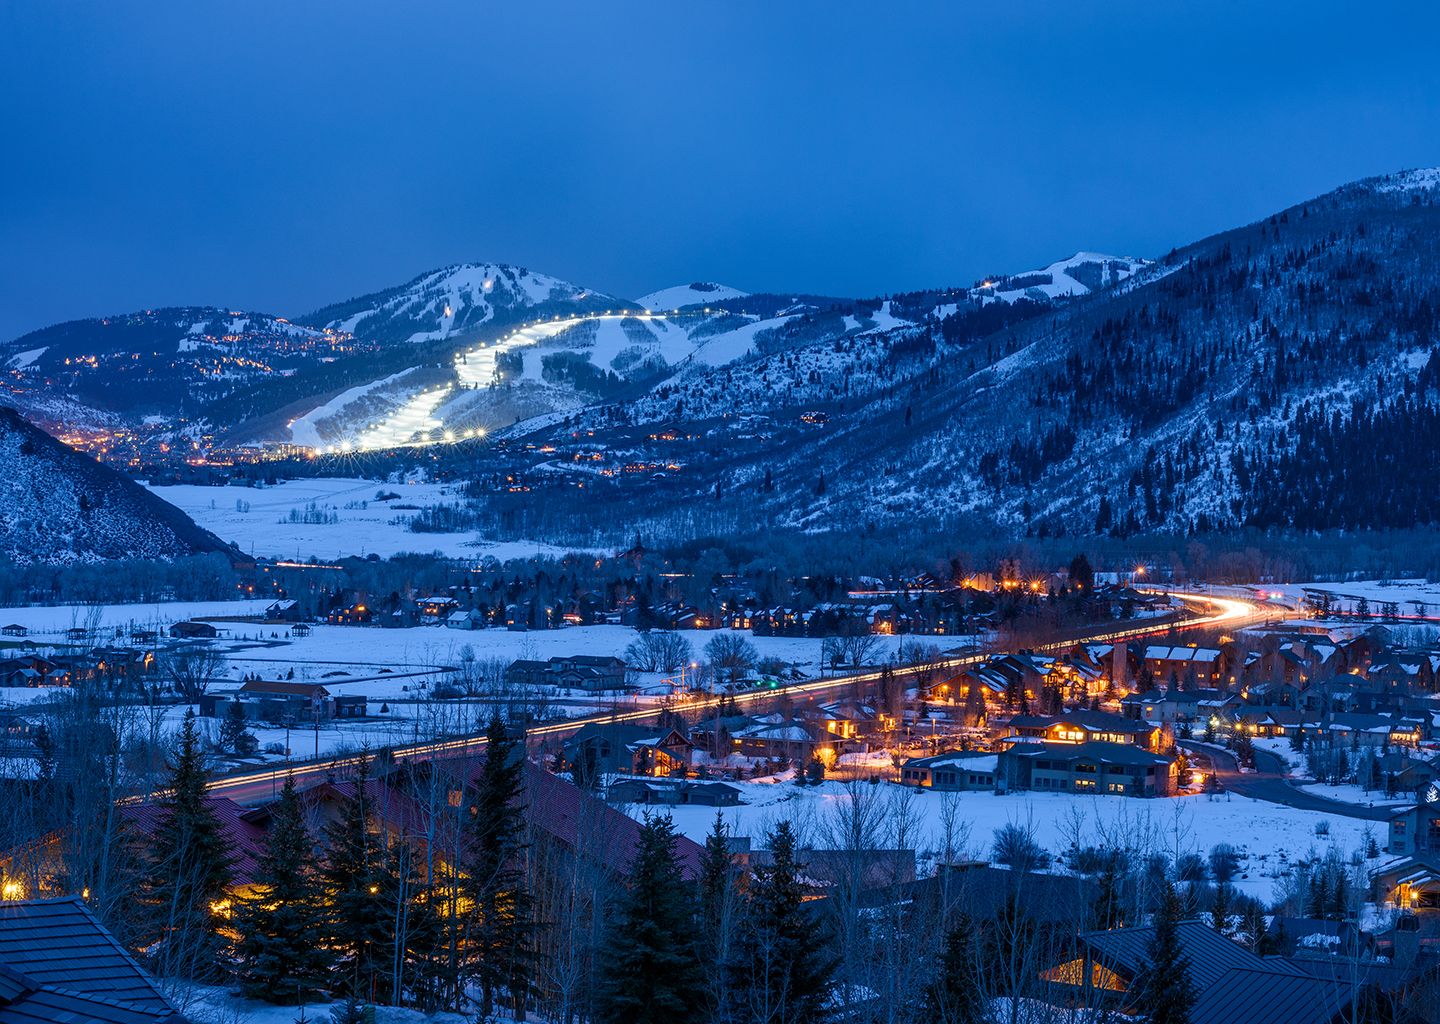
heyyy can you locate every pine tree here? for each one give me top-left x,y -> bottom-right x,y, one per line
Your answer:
235,776 -> 332,1001
1130,880 -> 1195,1024
731,821 -> 835,1024
596,814 -> 703,1024
1091,852 -> 1126,930
697,812 -> 736,1024
321,765 -> 393,1000
141,711 -> 232,978
1209,883 -> 1233,937
921,913 -> 985,1024
221,698 -> 248,752
465,715 -> 533,1019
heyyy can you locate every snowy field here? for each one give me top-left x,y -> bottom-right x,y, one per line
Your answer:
1268,578 -> 1440,616
0,598 -> 922,762
145,477 -> 586,561
632,778 -> 1382,903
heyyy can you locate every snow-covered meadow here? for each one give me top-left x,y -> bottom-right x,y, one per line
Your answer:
632,777 -> 1383,904
146,477 -> 586,561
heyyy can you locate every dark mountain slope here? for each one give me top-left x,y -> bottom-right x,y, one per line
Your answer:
0,407 -> 236,564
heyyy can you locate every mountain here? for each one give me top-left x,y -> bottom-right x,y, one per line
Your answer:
471,168 -> 1440,545
636,282 -> 750,311
300,262 -> 619,346
0,407 -> 236,565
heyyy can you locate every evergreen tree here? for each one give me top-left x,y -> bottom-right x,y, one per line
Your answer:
921,913 -> 985,1024
731,821 -> 835,1024
1091,852 -> 1126,930
1209,883 -> 1233,938
141,711 -> 232,978
596,815 -> 703,1024
697,812 -> 737,1024
235,776 -> 332,1001
1130,880 -> 1195,1024
221,698 -> 248,752
321,764 -> 393,1000
465,715 -> 533,1019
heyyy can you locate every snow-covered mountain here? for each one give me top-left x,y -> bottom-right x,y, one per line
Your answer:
0,407 -> 235,564
972,252 -> 1149,304
636,282 -> 750,311
301,262 -> 619,346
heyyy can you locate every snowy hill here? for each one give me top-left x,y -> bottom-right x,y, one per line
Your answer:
0,407 -> 235,564
972,252 -> 1149,304
636,281 -> 750,311
300,262 -> 619,346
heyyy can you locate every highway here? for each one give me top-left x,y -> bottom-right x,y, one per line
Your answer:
207,590 -> 1271,806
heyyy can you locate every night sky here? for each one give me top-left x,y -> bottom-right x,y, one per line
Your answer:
3,1 -> 1438,340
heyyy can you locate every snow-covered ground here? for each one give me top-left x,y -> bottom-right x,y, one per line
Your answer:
146,477 -> 585,561
1268,578 -> 1440,617
630,779 -> 1381,903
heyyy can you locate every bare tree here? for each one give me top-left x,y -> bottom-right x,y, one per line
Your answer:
623,631 -> 692,673
161,645 -> 228,706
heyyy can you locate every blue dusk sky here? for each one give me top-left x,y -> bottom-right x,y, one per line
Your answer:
2,1 -> 1438,339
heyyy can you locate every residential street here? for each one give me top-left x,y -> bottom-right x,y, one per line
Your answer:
1182,741 -> 1395,822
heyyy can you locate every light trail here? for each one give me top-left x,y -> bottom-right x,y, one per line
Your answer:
205,591 -> 1273,805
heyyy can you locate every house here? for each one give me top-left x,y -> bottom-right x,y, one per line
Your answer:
1001,710 -> 1161,750
264,599 -> 302,622
812,700 -> 885,742
1000,740 -> 1175,796
606,778 -> 742,807
562,723 -> 694,778
900,751 -> 999,791
1386,789 -> 1440,857
1318,712 -> 1421,749
1225,705 -> 1307,738
1041,920 -> 1276,1015
169,620 -> 218,639
505,655 -> 629,692
446,609 -> 485,630
0,898 -> 186,1024
201,680 -> 341,723
1121,686 -> 1234,726
1143,644 -> 1226,686
291,622 -> 312,638
728,715 -> 832,762
416,596 -> 460,624
0,624 -> 25,638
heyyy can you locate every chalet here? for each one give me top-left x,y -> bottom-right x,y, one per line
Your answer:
812,699 -> 884,742
506,655 -> 629,692
416,596 -> 460,624
1387,789 -> 1440,857
1225,705 -> 1307,738
0,624 -> 25,638
168,620 -> 218,639
291,622 -> 312,637
1121,686 -> 1234,726
900,751 -> 998,791
1000,710 -> 1160,750
1317,711 -> 1421,749
264,599 -> 302,622
562,723 -> 694,777
691,712 -> 834,763
1143,644 -> 1226,686
1041,920 -> 1367,1023
445,609 -> 485,631
202,680 -> 353,723
327,600 -> 371,625
0,898 -> 187,1024
606,778 -> 741,806
1000,740 -> 1175,796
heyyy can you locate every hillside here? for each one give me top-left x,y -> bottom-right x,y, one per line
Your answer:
466,169 -> 1440,546
0,407 -> 236,564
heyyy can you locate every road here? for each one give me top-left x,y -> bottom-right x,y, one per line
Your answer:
1182,741 -> 1394,822
208,590 -> 1271,806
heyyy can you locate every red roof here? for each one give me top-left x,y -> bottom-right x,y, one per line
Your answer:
240,680 -> 330,698
122,796 -> 268,887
